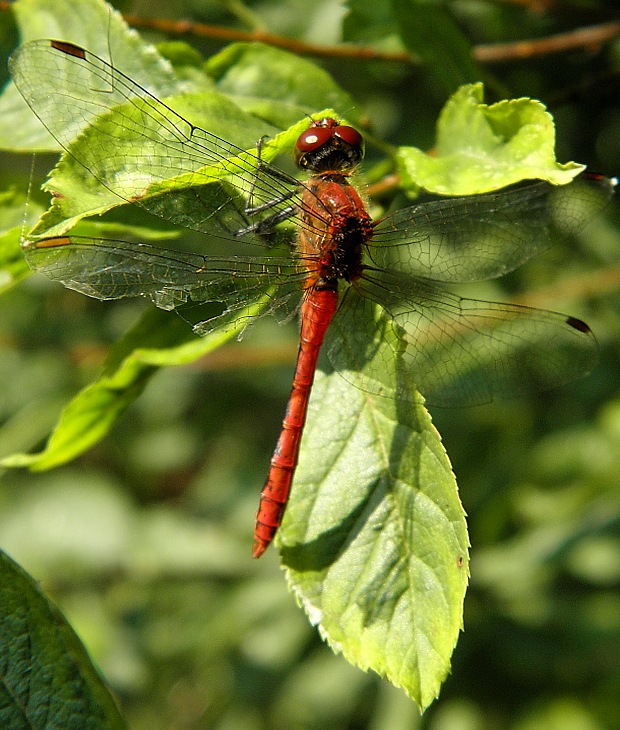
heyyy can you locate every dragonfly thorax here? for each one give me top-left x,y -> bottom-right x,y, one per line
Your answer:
299,170 -> 373,286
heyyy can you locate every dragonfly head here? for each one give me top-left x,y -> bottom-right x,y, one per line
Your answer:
294,118 -> 364,173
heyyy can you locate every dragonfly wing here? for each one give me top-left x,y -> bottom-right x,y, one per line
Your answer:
24,236 -> 306,322
329,271 -> 597,407
9,40 -> 303,239
370,174 -> 615,283
325,291 -> 420,403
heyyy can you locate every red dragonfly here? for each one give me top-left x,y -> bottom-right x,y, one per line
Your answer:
10,40 -> 615,557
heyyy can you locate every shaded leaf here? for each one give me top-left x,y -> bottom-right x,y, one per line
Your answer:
393,0 -> 486,95
0,190 -> 45,290
0,549 -> 125,729
1,294 -> 269,470
208,42 -> 362,129
0,227 -> 32,290
343,0 -> 399,45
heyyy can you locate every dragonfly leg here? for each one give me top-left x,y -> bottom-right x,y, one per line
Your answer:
234,203 -> 298,237
236,135 -> 302,236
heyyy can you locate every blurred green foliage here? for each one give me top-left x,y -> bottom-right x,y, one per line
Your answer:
0,0 -> 620,728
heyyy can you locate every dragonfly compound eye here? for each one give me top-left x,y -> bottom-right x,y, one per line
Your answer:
295,125 -> 334,154
332,125 -> 363,148
294,119 -> 364,171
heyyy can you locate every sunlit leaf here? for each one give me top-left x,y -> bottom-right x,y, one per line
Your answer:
281,370 -> 469,709
0,0 -> 180,151
398,83 -> 584,195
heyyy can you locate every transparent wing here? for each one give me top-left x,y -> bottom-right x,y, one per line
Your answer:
10,40 -> 608,408
327,270 -> 597,407
23,236 -> 308,324
370,173 -> 615,283
11,41 -> 615,273
9,40 -> 308,242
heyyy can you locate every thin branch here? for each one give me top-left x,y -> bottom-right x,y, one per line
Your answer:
366,174 -> 402,199
475,21 -> 620,63
192,340 -> 298,371
121,13 -> 412,62
489,0 -> 557,10
513,262 -> 620,310
1,1 -> 619,66
104,14 -> 620,65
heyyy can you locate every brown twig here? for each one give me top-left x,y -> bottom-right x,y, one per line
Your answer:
121,13 -> 412,62
1,1 -> 619,66
105,14 -> 620,65
489,0 -> 557,10
365,174 -> 402,199
192,340 -> 298,371
475,21 -> 620,63
513,263 -> 620,310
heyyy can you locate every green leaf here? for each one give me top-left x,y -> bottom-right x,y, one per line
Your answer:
280,370 -> 469,710
30,99 -> 317,238
392,0 -> 487,95
30,92 -> 281,237
208,42 -> 362,129
156,41 -> 207,72
0,190 -> 45,290
0,549 -> 125,729
343,0 -> 400,45
0,227 -> 32,290
0,0 -> 181,151
68,219 -> 182,242
1,294 -> 269,470
0,188 -> 45,237
398,83 -> 584,195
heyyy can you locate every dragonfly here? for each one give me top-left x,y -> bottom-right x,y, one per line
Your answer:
10,39 -> 616,557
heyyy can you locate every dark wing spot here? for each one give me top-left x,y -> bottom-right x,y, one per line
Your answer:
566,316 -> 591,334
50,41 -> 86,59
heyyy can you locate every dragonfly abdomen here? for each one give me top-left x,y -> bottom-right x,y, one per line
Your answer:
253,285 -> 339,558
